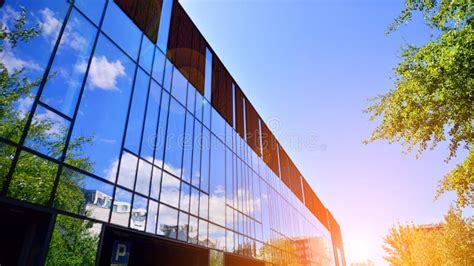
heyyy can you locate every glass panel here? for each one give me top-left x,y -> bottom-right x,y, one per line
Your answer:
8,151 -> 58,205
211,108 -> 225,142
203,99 -> 211,130
139,35 -> 154,74
160,172 -> 180,208
195,93 -> 203,122
198,220 -> 208,247
179,182 -> 190,212
157,204 -> 178,239
191,120 -> 202,188
150,166 -> 162,200
208,224 -> 226,251
177,211 -> 189,242
146,200 -> 158,234
25,105 -> 70,159
111,187 -> 132,227
156,0 -> 173,52
130,194 -> 147,231
162,59 -> 172,92
0,142 -> 16,192
181,112 -> 194,183
54,167 -> 113,222
199,192 -> 208,220
124,68 -> 149,153
102,1 -> 141,60
187,85 -> 196,115
152,48 -> 165,84
74,0 -> 106,25
226,148 -> 234,207
209,250 -> 224,266
209,135 -> 226,226
227,230 -> 235,253
117,151 -> 138,189
141,80 -> 162,159
135,159 -> 152,196
200,127 -> 210,193
171,69 -> 187,106
204,48 -> 212,100
226,206 -> 234,230
163,99 -> 185,177
189,187 -> 199,216
154,91 -> 169,167
66,34 -> 134,180
188,215 -> 198,244
45,215 -> 101,265
40,10 -> 97,117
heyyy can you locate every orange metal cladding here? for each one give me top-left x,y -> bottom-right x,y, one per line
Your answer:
234,86 -> 245,138
167,1 -> 206,94
114,0 -> 162,43
211,57 -> 233,126
261,121 -> 280,176
245,100 -> 261,156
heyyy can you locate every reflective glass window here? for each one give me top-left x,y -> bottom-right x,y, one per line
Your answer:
156,0 -> 173,52
160,172 -> 180,208
181,112 -> 194,183
204,48 -> 212,100
171,69 -> 188,106
54,167 -> 113,222
211,109 -> 226,142
130,194 -> 147,231
135,159 -> 152,196
200,127 -> 210,193
45,215 -> 101,265
66,34 -> 134,180
203,100 -> 211,129
0,1 -> 69,142
209,135 -> 226,226
141,80 -> 162,159
198,220 -> 208,247
139,35 -> 154,74
162,59 -> 173,92
226,148 -> 234,207
25,105 -> 70,159
40,10 -> 97,117
226,206 -> 234,230
226,230 -> 235,253
188,215 -> 198,244
152,48 -> 165,84
124,68 -> 149,153
102,1 -> 141,59
8,151 -> 57,205
187,85 -> 196,115
191,120 -> 202,188
209,224 -> 226,251
199,192 -> 208,220
0,142 -> 16,192
179,182 -> 190,212
154,91 -> 170,167
163,99 -> 185,177
117,151 -> 138,189
150,166 -> 162,200
74,0 -> 106,25
111,188 -> 132,227
178,211 -> 189,242
195,93 -> 203,122
189,187 -> 200,216
146,199 -> 158,234
157,204 -> 178,239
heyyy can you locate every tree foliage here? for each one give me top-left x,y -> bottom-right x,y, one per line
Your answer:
383,208 -> 474,265
365,0 -> 473,208
1,7 -> 98,264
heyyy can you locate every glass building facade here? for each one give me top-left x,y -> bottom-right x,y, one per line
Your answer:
0,1 -> 345,265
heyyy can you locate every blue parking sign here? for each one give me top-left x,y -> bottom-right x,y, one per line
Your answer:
111,240 -> 130,266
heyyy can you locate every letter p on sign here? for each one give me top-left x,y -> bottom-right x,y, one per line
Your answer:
111,240 -> 130,266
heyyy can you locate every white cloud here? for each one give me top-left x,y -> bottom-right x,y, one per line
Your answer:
0,5 -> 19,31
0,48 -> 41,72
85,55 -> 126,91
39,8 -> 62,41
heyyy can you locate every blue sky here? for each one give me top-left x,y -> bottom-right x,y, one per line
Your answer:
180,0 -> 472,264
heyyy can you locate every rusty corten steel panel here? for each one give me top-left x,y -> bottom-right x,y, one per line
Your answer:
235,86 -> 245,138
261,122 -> 280,175
289,161 -> 304,202
211,57 -> 233,126
167,2 -> 206,94
245,100 -> 261,156
115,0 -> 162,43
278,146 -> 291,187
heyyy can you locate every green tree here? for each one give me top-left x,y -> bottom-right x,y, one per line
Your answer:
1,7 -> 98,265
383,208 -> 474,265
365,0 -> 473,208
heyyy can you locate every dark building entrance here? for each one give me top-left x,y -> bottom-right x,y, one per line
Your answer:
0,201 -> 52,266
98,226 -> 209,266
